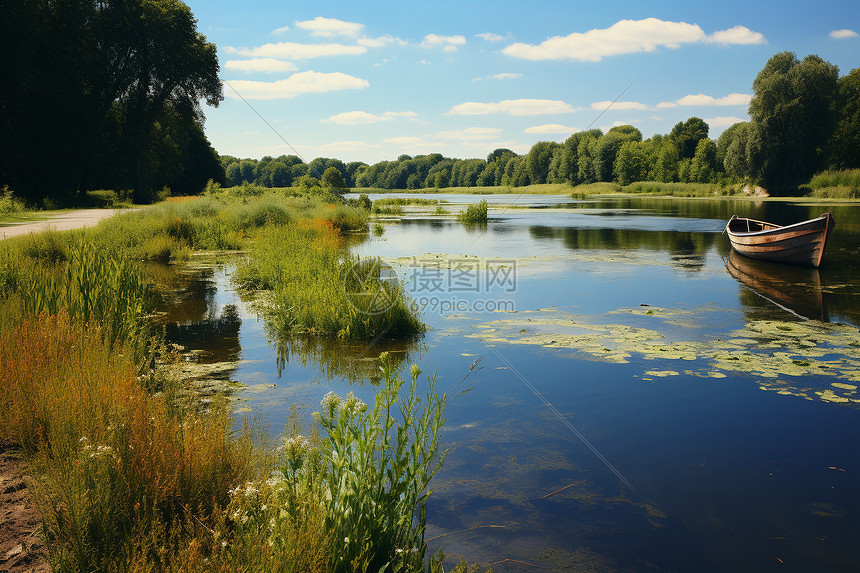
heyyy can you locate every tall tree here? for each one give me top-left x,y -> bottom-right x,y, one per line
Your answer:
747,52 -> 839,192
827,67 -> 860,170
668,117 -> 709,159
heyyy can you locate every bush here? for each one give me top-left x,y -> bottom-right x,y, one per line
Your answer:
0,186 -> 28,214
457,199 -> 488,224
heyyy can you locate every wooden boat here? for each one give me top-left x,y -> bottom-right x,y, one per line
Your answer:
724,212 -> 833,268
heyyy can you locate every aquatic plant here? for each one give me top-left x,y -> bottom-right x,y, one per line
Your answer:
213,358 -> 447,572
457,199 -> 489,224
234,222 -> 424,340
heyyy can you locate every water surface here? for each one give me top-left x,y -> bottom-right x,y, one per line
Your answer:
156,196 -> 860,572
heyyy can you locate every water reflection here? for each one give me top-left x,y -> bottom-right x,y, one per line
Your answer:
726,250 -> 828,321
273,328 -> 424,385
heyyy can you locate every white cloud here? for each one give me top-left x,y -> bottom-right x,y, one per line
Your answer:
704,116 -> 745,127
676,93 -> 751,106
705,25 -> 766,45
223,71 -> 369,100
477,32 -> 506,42
448,98 -> 576,116
523,124 -> 579,134
590,100 -> 648,111
422,34 -> 467,51
417,59 -> 431,65
656,101 -> 678,109
435,127 -> 502,140
224,58 -> 298,73
474,72 -> 523,81
295,17 -> 364,38
357,35 -> 407,48
325,110 -> 418,124
238,42 -> 367,59
382,136 -> 446,152
830,29 -> 859,39
503,18 -> 705,61
272,25 -> 290,35
502,18 -> 765,61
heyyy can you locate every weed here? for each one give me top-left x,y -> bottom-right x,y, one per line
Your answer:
457,200 -> 488,224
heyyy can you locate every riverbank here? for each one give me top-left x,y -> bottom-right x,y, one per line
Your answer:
0,189 -> 450,572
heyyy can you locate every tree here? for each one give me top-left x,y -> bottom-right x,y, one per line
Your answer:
668,117 -> 709,159
827,67 -> 860,170
689,139 -> 719,183
525,142 -> 558,184
613,141 -> 647,186
322,166 -> 348,193
653,142 -> 680,182
722,122 -> 753,181
747,52 -> 839,192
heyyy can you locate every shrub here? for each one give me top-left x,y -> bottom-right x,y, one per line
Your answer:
457,199 -> 488,224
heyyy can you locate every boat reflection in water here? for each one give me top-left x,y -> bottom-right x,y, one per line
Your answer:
725,250 -> 828,321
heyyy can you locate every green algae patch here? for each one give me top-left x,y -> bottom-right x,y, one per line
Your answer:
644,370 -> 680,377
609,306 -> 694,318
459,307 -> 860,407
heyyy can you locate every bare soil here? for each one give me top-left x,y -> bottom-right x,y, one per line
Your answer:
0,445 -> 50,573
0,208 -> 132,240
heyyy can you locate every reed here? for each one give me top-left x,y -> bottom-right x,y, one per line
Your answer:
0,313 -> 253,570
234,222 -> 424,340
806,169 -> 860,198
457,199 -> 489,224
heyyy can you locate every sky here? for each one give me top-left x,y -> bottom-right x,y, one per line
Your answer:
187,0 -> 860,164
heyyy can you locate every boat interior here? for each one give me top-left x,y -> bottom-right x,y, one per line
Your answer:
727,217 -> 779,233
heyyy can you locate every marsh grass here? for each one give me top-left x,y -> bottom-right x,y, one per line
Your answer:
806,169 -> 860,198
620,181 -> 743,197
234,222 -> 424,340
207,358 -> 448,572
457,200 -> 489,224
0,312 -> 254,570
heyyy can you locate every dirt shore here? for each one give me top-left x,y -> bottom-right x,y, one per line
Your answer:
0,209 -> 132,240
0,445 -> 50,573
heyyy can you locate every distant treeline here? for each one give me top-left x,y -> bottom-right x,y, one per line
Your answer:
225,52 -> 859,196
0,0 -> 224,205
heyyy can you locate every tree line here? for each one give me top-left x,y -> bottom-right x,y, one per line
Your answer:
225,52 -> 858,196
0,0 -> 224,205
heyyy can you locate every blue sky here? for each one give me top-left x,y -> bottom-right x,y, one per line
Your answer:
187,0 -> 859,163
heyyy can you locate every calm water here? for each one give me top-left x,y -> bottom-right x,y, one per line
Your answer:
156,196 -> 860,572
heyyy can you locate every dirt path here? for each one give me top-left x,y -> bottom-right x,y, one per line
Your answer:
0,208 -> 133,240
0,446 -> 50,573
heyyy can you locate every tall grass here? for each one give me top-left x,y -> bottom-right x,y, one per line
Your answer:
234,221 -> 424,340
200,357 -> 448,572
621,181 -> 742,197
0,312 -> 253,570
806,169 -> 860,198
457,199 -> 488,224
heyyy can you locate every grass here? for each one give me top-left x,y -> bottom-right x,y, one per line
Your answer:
806,169 -> 860,198
619,181 -> 744,197
233,220 -> 424,340
0,188 -> 461,571
456,199 -> 489,224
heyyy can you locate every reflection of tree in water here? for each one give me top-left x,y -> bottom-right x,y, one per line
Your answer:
271,325 -> 423,384
530,226 -> 715,268
147,263 -> 218,325
164,304 -> 242,363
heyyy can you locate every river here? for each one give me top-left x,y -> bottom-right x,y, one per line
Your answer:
156,194 -> 860,572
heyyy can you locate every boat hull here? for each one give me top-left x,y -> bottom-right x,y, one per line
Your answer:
725,213 -> 833,268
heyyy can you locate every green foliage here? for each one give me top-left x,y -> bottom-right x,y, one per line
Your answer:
669,117 -> 709,159
0,186 -> 28,214
457,200 -> 489,224
0,0 -> 223,204
827,67 -> 860,170
806,169 -> 860,197
233,223 -> 424,340
747,52 -> 840,192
